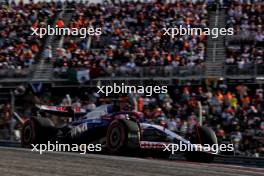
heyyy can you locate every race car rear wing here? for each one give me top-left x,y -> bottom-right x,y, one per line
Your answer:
36,105 -> 87,117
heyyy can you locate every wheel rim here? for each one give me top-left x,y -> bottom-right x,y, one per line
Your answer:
110,126 -> 121,148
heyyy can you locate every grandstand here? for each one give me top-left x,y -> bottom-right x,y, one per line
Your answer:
0,0 -> 263,157
0,0 -> 263,88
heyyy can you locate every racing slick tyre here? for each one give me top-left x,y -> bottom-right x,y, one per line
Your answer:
106,120 -> 128,154
21,117 -> 56,148
185,126 -> 217,163
21,120 -> 39,147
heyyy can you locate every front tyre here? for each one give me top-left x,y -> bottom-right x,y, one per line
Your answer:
185,126 -> 217,163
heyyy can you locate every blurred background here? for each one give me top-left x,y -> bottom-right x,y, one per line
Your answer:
0,0 -> 263,157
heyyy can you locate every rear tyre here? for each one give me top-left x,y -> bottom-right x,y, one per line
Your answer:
21,120 -> 38,147
185,126 -> 217,163
21,117 -> 56,148
106,120 -> 127,154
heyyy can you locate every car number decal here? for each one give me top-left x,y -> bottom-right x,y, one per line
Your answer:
71,123 -> 88,137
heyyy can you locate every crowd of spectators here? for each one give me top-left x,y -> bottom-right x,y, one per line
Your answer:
0,0 -> 58,76
1,0 -> 263,77
226,1 -> 264,38
225,1 -> 264,68
53,0 -> 208,77
225,41 -> 264,68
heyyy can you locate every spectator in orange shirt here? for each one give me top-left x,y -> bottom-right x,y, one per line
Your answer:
137,96 -> 144,112
225,91 -> 233,100
241,95 -> 250,107
56,18 -> 64,28
199,32 -> 206,42
31,43 -> 39,53
67,40 -> 77,52
216,91 -> 224,102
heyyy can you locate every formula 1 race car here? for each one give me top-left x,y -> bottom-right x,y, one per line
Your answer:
21,104 -> 218,162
